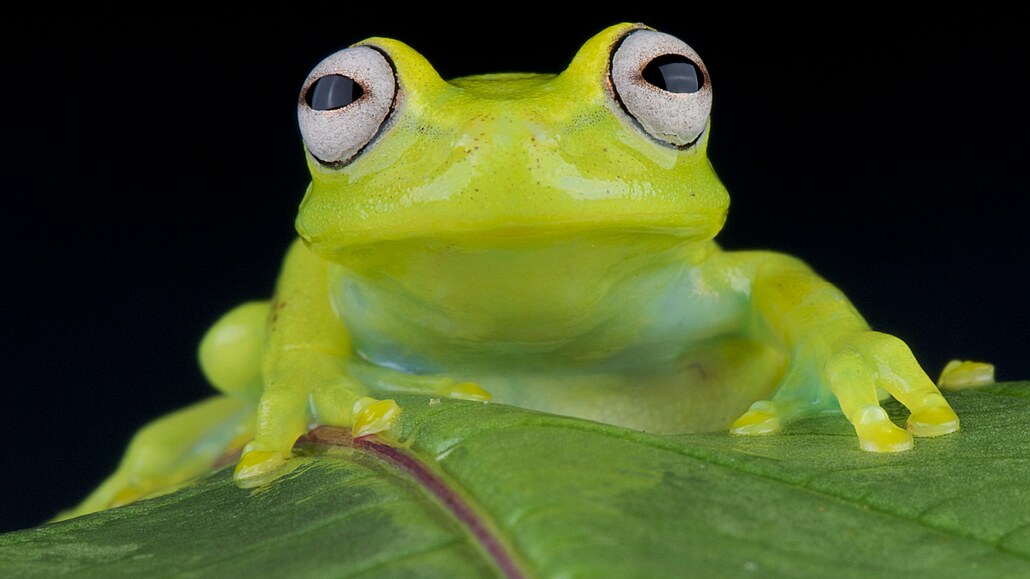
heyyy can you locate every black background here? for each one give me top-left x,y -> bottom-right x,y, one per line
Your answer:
3,10 -> 1027,532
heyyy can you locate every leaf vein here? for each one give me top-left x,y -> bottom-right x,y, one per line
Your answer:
517,421 -> 1030,560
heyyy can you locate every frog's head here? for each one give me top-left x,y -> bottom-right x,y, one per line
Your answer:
295,23 -> 728,263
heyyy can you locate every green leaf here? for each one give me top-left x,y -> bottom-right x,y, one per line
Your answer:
4,383 -> 1030,578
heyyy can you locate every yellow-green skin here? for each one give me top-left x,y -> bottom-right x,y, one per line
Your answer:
63,23 -> 960,518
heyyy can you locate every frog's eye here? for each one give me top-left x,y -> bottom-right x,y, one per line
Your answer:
298,46 -> 397,165
609,29 -> 712,147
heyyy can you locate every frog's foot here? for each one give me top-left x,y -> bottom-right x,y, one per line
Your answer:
236,376 -> 402,484
938,359 -> 995,390
729,400 -> 781,435
825,331 -> 959,452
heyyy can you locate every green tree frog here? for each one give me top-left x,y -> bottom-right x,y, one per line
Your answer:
63,23 -> 960,519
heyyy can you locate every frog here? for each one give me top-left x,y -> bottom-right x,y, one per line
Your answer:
60,22 -> 961,519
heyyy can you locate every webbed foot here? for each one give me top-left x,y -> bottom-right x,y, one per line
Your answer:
825,332 -> 959,449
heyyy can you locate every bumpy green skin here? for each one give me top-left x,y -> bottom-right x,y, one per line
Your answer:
61,23 -> 959,519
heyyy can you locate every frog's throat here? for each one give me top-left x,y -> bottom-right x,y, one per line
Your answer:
323,231 -> 717,355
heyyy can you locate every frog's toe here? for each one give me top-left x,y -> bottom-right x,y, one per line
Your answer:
234,449 -> 287,482
352,397 -> 402,437
729,400 -> 781,435
852,404 -> 913,452
907,403 -> 960,437
937,359 -> 995,390
438,381 -> 491,402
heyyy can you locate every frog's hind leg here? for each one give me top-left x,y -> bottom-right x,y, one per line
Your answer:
57,300 -> 270,520
199,300 -> 270,400
55,395 -> 255,521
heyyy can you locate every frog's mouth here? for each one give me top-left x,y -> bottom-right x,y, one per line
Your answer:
306,226 -> 716,273
300,207 -> 726,262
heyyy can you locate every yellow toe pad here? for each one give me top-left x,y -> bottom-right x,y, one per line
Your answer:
353,399 -> 401,437
907,405 -> 960,437
853,405 -> 913,452
730,401 -> 781,435
234,450 -> 286,482
937,360 -> 995,390
440,382 -> 491,402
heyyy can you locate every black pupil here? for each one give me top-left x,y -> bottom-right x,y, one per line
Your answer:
641,55 -> 702,94
307,74 -> 364,110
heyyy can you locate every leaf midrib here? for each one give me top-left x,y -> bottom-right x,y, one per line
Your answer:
303,428 -> 527,579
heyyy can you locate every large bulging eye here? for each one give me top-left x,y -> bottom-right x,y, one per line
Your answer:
609,29 -> 712,147
298,46 -> 397,165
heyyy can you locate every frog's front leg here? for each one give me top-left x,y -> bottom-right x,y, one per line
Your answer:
234,240 -> 401,482
725,251 -> 959,451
